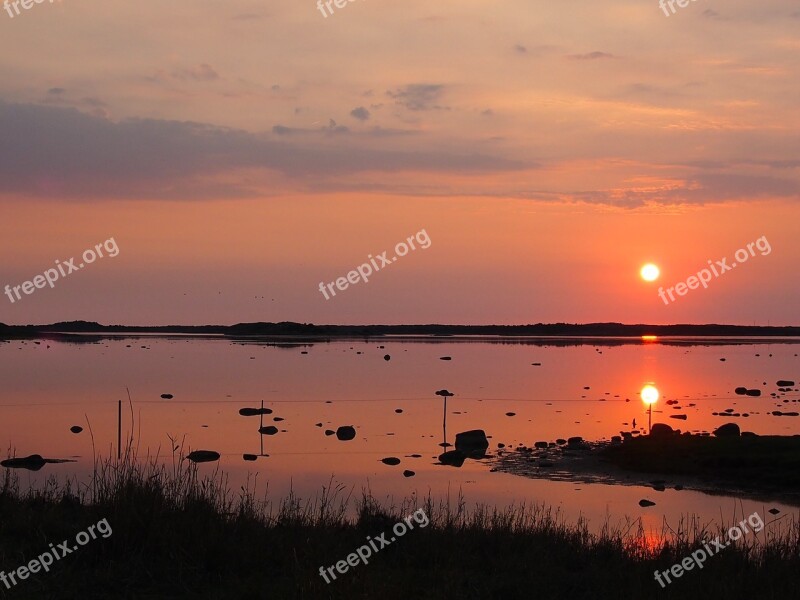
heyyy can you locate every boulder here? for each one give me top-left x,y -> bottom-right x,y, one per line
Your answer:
455,430 -> 489,451
649,424 -> 675,438
713,423 -> 740,437
438,450 -> 466,467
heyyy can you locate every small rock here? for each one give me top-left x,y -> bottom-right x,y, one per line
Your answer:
239,407 -> 273,416
336,426 -> 356,441
69,426 -> 83,434
187,450 -> 220,463
639,499 -> 656,507
243,454 -> 257,461
259,426 -> 279,435
403,470 -> 415,477
160,394 -> 174,399
381,457 -> 401,466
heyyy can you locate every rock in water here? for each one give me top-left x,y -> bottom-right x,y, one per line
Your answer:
438,450 -> 466,467
777,380 -> 795,387
336,426 -> 356,441
713,423 -> 740,437
649,424 -> 675,438
1,454 -> 46,471
243,454 -> 257,461
455,430 -> 489,451
403,470 -> 415,477
381,457 -> 401,466
70,426 -> 83,434
160,394 -> 174,399
384,355 -> 391,361
239,407 -> 273,416
187,450 -> 220,463
639,499 -> 656,507
259,426 -> 279,435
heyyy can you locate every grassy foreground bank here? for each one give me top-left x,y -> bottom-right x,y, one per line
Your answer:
0,453 -> 798,600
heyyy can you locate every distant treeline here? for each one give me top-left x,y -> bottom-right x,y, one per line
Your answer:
1,321 -> 800,339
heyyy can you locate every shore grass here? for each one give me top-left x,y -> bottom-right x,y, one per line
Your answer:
0,448 -> 799,599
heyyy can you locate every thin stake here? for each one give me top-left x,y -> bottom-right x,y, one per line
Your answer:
118,399 -> 122,460
260,399 -> 264,456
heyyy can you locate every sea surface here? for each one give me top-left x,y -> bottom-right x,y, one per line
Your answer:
2,335 -> 799,536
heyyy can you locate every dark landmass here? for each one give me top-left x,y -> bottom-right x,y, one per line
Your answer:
2,321 -> 800,345
493,432 -> 800,505
1,452 -> 798,599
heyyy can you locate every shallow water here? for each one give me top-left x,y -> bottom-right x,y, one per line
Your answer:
1,336 -> 799,534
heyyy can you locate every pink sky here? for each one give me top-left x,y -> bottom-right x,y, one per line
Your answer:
1,0 -> 798,325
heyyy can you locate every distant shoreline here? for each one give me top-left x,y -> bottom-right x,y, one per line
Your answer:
2,321 -> 800,343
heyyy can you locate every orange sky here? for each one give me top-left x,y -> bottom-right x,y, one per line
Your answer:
1,0 -> 798,325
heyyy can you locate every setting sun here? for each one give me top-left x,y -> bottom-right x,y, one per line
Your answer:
640,263 -> 660,282
640,384 -> 660,405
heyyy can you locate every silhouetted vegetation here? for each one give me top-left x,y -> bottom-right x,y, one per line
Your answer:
1,447 -> 799,599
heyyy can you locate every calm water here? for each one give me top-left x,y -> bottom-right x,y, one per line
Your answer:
2,336 -> 799,534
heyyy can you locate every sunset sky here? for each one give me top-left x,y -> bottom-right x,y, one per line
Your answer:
1,0 -> 798,325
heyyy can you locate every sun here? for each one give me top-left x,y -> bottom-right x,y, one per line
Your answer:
640,263 -> 660,282
640,384 -> 660,405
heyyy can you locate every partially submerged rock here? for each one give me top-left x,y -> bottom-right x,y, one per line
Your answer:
187,450 -> 220,463
1,454 -> 46,471
239,407 -> 273,416
438,450 -> 466,467
714,423 -> 740,437
455,430 -> 489,457
336,426 -> 356,441
649,423 -> 676,438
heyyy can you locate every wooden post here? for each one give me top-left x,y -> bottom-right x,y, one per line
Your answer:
118,399 -> 122,460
